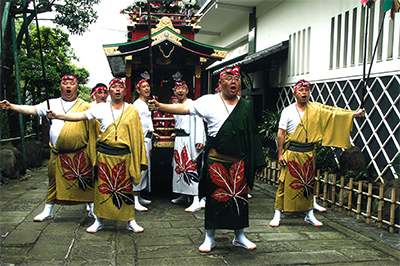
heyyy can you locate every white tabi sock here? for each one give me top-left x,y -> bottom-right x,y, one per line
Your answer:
138,193 -> 151,205
313,195 -> 327,212
199,229 -> 215,252
269,209 -> 281,227
33,204 -> 54,222
200,197 -> 206,208
88,202 -> 95,218
171,194 -> 189,204
87,217 -> 104,233
134,195 -> 148,212
185,196 -> 201,213
127,220 -> 144,233
233,229 -> 256,250
305,209 -> 323,226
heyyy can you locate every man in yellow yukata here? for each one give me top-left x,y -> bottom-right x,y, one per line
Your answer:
0,75 -> 97,221
269,80 -> 365,227
47,78 -> 147,233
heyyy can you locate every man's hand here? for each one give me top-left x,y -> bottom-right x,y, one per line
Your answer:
46,110 -> 57,119
148,98 -> 160,111
354,108 -> 366,118
153,132 -> 161,139
0,100 -> 11,110
278,154 -> 286,167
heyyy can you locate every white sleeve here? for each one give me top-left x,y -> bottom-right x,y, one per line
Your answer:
188,95 -> 209,118
194,115 -> 205,145
35,101 -> 49,117
84,103 -> 102,120
278,108 -> 289,130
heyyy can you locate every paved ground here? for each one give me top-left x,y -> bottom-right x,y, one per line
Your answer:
1,160 -> 399,266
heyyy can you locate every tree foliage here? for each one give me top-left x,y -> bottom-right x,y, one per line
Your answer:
1,0 -> 98,139
19,25 -> 89,104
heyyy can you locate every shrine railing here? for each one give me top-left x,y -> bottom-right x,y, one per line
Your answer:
256,159 -> 400,233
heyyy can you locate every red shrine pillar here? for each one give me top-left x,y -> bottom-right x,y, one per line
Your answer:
194,65 -> 201,99
125,62 -> 132,103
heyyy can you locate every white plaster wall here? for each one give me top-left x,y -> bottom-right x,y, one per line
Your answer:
256,0 -> 400,85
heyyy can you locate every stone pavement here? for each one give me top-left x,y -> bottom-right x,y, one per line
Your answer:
1,160 -> 399,266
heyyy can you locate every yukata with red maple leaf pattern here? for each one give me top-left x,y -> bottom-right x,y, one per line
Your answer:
188,94 -> 265,230
35,98 -> 97,205
172,99 -> 205,196
275,102 -> 355,212
84,103 -> 147,221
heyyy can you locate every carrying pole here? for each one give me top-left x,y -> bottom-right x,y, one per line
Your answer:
147,0 -> 153,90
33,0 -> 51,121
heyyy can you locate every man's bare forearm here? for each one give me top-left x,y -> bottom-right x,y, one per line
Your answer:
9,103 -> 38,116
157,102 -> 190,115
54,112 -> 88,121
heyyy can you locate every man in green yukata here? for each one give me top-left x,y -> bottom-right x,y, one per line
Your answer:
149,67 -> 265,252
270,80 -> 365,227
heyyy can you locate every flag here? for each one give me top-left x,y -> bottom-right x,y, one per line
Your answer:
382,0 -> 393,12
361,0 -> 376,8
382,0 -> 400,20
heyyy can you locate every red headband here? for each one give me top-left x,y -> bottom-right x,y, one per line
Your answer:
90,86 -> 108,98
136,79 -> 148,90
61,75 -> 77,82
174,81 -> 187,89
109,78 -> 125,88
293,80 -> 311,93
220,66 -> 241,80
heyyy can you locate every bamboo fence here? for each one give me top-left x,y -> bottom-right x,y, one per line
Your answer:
257,159 -> 400,233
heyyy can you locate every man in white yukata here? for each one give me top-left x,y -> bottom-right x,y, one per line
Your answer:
170,81 -> 205,212
133,79 -> 160,211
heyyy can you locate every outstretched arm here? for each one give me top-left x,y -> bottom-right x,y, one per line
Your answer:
0,100 -> 38,116
46,110 -> 88,121
148,99 -> 190,115
277,128 -> 287,167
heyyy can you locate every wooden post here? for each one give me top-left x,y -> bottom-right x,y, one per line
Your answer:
332,174 -> 337,209
356,181 -> 363,220
323,172 -> 328,207
377,184 -> 384,229
271,160 -> 276,184
315,170 -> 321,201
339,176 -> 344,213
348,178 -> 354,216
267,160 -> 271,184
390,188 -> 396,233
366,183 -> 373,224
263,163 -> 267,183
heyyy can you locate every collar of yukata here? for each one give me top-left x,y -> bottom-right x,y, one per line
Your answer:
90,86 -> 108,98
109,78 -> 126,88
293,80 -> 311,93
135,79 -> 148,90
219,66 -> 241,80
61,75 -> 77,82
174,81 -> 187,90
